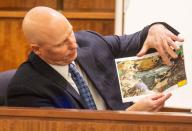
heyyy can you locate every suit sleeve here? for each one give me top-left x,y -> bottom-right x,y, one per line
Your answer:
103,22 -> 180,58
6,85 -> 54,107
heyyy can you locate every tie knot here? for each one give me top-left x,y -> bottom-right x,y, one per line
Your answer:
69,63 -> 77,74
69,63 -> 76,72
68,63 -> 82,83
69,63 -> 75,68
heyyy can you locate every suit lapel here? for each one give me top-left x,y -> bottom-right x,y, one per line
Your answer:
28,52 -> 87,108
76,48 -> 102,93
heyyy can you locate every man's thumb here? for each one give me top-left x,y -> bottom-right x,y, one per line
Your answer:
137,46 -> 148,57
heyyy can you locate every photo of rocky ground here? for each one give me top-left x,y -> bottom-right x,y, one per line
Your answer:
116,46 -> 187,98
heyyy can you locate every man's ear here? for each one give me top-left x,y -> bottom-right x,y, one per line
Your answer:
31,43 -> 41,55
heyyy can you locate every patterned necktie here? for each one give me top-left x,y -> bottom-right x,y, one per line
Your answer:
68,63 -> 97,110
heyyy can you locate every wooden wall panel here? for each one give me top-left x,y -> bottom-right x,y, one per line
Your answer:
0,0 -> 57,10
63,0 -> 115,12
69,19 -> 114,35
0,19 -> 30,71
0,0 -> 115,71
0,18 -> 114,72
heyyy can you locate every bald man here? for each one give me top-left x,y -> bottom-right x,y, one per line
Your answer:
7,6 -> 183,111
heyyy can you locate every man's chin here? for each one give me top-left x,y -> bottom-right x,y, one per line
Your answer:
59,57 -> 77,66
49,53 -> 77,66
70,52 -> 77,61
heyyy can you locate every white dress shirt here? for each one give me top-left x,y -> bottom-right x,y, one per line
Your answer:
50,62 -> 106,110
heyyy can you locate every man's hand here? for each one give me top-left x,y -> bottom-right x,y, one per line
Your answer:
137,24 -> 184,66
126,93 -> 172,112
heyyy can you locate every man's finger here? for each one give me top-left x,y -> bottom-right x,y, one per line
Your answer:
137,44 -> 149,57
156,46 -> 171,66
151,93 -> 163,100
178,34 -> 184,42
169,33 -> 184,42
167,37 -> 180,50
163,39 -> 178,59
155,93 -> 172,104
153,103 -> 165,112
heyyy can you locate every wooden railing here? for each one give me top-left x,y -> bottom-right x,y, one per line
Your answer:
0,107 -> 192,131
0,11 -> 114,19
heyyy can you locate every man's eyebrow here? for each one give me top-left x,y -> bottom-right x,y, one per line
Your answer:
56,31 -> 72,46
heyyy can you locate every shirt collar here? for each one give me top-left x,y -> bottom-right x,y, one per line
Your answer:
49,61 -> 75,78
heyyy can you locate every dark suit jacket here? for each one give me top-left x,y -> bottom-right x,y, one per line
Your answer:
6,23 -> 179,110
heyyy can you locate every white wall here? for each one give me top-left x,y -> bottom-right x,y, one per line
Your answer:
123,0 -> 192,109
115,0 -> 123,35
124,0 -> 191,35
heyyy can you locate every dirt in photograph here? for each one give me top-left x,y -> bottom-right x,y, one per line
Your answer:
117,48 -> 187,98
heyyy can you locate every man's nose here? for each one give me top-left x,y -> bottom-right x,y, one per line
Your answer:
67,34 -> 77,49
71,42 -> 77,49
69,40 -> 77,50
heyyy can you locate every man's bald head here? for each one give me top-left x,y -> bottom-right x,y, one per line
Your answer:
22,6 -> 72,45
22,6 -> 77,66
